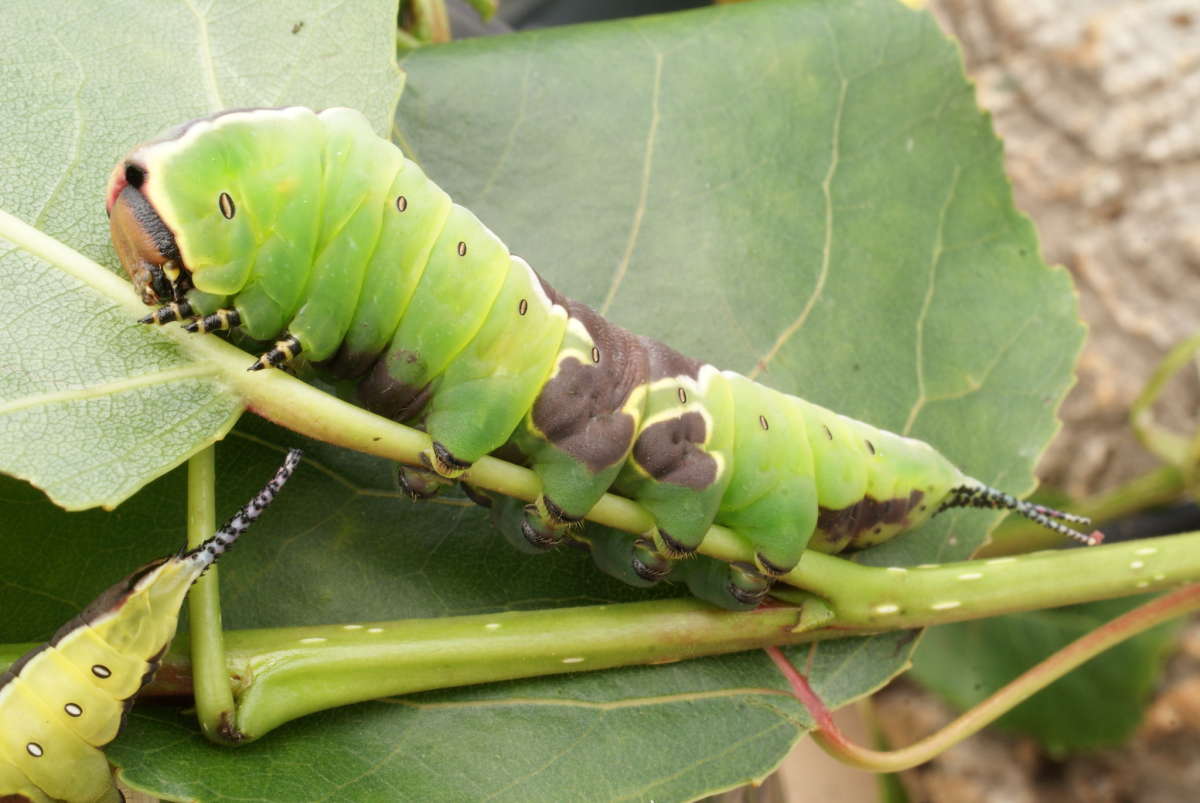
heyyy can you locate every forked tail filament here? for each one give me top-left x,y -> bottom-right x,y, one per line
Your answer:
939,484 -> 1103,546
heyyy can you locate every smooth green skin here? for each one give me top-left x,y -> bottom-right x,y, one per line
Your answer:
341,161 -> 451,360
717,372 -> 819,571
798,396 -> 966,552
131,106 -> 983,609
424,258 -> 568,462
382,204 -> 511,405
288,110 -> 406,360
591,372 -> 968,605
0,760 -> 49,803
142,109 -> 326,338
0,552 -> 206,803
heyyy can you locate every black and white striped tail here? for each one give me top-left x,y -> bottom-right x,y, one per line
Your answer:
940,483 -> 1103,546
190,449 -> 303,567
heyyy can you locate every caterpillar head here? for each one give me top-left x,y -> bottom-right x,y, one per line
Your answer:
106,107 -> 328,310
106,159 -> 188,305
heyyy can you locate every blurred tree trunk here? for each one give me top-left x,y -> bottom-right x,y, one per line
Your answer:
932,0 -> 1200,499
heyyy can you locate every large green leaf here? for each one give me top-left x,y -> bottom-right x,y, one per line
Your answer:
394,0 -> 1083,573
0,0 -> 1083,799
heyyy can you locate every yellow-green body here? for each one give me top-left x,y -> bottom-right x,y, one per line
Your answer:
0,554 -> 205,802
0,450 -> 299,801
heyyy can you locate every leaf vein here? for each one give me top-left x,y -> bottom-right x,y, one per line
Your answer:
0,363 -> 221,417
749,30 -> 847,380
599,49 -> 664,316
475,53 -> 533,204
903,165 -> 962,435
383,686 -> 791,713
182,0 -> 225,111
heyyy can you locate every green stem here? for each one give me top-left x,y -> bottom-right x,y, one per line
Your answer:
210,528 -> 1200,739
186,447 -> 240,743
5,533 -> 1200,741
802,530 -> 1200,630
1131,331 -> 1200,469
227,599 -> 820,738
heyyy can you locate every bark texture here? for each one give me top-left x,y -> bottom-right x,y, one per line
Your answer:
933,0 -> 1200,497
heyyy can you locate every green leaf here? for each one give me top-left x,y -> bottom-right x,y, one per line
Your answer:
0,0 -> 1084,799
911,596 -> 1180,755
0,0 -> 401,509
394,0 -> 1084,572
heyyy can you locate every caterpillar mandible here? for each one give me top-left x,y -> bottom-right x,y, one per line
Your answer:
0,450 -> 300,803
106,107 -> 1097,611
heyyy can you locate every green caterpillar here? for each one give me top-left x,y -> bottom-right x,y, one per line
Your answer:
0,450 -> 300,803
107,107 -> 1097,611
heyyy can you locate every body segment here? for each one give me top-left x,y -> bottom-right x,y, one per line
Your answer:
107,107 -> 1097,611
716,371 -> 819,575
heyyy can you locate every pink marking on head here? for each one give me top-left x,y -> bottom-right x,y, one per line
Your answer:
105,161 -> 129,215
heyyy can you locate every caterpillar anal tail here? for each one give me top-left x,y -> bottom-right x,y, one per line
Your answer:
190,448 -> 303,567
1027,503 -> 1092,526
940,484 -> 1103,546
